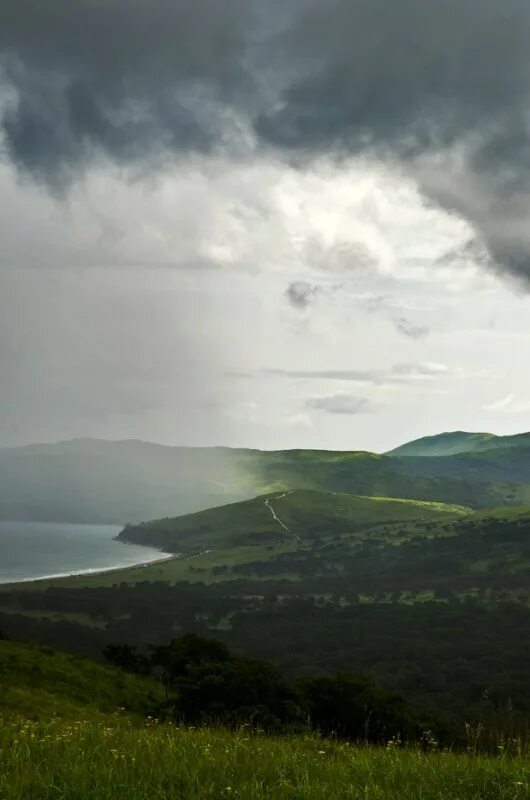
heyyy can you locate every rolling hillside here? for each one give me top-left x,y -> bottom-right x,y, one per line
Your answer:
390,445 -> 530,488
0,494 -> 528,729
0,636 -> 163,719
1,435 -> 529,524
388,430 -> 530,458
0,432 -> 529,732
118,490 -> 468,553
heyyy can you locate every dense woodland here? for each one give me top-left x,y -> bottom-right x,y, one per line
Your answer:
1,584 -> 528,739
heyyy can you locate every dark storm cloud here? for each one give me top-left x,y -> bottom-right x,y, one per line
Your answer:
255,0 -> 530,283
257,0 -> 529,154
0,0 -> 255,185
3,0 -> 530,281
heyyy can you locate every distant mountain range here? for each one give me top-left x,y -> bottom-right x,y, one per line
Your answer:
0,431 -> 529,523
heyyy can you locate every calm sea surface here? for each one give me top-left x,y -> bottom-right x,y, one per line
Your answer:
0,521 -> 167,584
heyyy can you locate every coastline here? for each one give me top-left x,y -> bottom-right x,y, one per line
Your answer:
0,553 -> 177,587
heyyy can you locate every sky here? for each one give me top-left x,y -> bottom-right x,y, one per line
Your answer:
0,0 -> 529,452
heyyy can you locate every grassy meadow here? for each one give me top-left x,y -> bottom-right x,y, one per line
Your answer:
0,639 -> 164,720
1,716 -> 529,800
1,638 -> 529,800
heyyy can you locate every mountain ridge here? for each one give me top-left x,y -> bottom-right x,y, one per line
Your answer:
387,430 -> 530,458
0,432 -> 529,523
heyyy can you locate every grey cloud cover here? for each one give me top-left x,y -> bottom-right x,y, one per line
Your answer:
0,0 -> 255,185
2,0 -> 530,281
257,0 -> 530,282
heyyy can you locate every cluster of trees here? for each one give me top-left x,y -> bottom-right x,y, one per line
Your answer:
104,634 -> 431,744
227,519 -> 530,596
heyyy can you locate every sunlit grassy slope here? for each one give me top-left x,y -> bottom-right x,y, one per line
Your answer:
119,489 -> 468,554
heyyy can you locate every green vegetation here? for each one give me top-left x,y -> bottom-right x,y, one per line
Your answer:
1,636 -> 528,800
247,448 -> 530,509
1,430 -> 530,798
119,489 -> 468,553
0,637 -> 164,719
387,430 -> 530,457
2,433 -> 530,524
1,634 -> 425,742
1,718 -> 528,800
1,499 -> 528,735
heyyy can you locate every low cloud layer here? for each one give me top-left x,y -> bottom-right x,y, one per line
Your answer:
263,365 -> 449,386
307,394 -> 375,415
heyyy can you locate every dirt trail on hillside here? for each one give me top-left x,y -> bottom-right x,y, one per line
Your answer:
264,492 -> 301,542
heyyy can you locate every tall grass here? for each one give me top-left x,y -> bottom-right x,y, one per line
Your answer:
0,715 -> 528,800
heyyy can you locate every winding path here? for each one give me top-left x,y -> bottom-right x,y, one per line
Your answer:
264,491 -> 301,542
264,498 -> 289,531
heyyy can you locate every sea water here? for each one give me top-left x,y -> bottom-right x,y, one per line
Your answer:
0,521 -> 168,584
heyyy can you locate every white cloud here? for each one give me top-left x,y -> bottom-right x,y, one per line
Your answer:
0,149 -> 529,450
483,394 -> 530,415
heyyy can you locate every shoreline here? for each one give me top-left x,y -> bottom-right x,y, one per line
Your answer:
0,553 -> 177,588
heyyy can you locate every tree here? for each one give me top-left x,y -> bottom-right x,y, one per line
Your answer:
297,673 -> 424,743
103,644 -> 149,675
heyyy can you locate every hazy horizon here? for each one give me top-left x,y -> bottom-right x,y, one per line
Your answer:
2,427 -> 530,456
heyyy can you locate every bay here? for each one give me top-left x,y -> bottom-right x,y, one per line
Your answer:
0,521 -> 168,584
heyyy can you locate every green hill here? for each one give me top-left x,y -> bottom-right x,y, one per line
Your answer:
118,489 -> 468,554
244,448 -> 530,509
388,430 -> 530,458
0,636 -> 163,719
391,445 -> 530,488
1,435 -> 530,524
